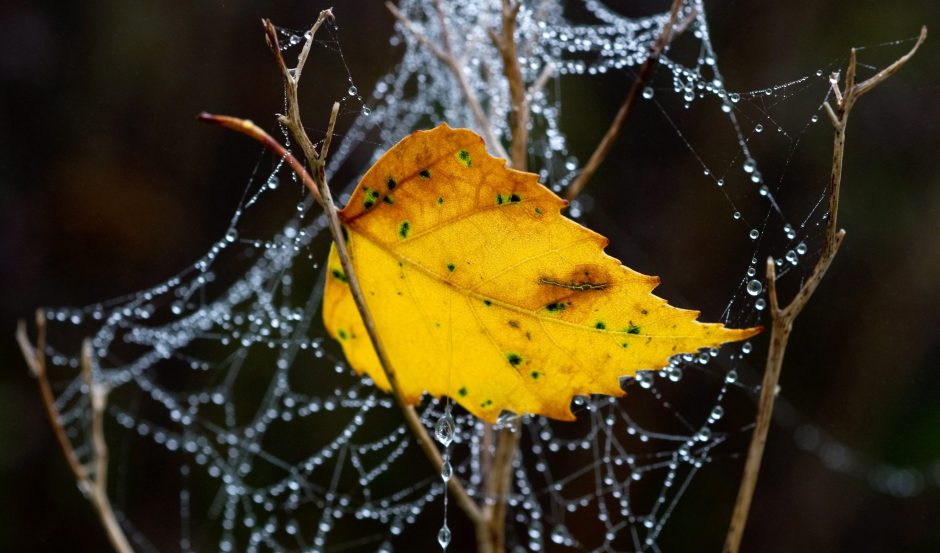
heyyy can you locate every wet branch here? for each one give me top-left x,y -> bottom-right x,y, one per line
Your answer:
565,0 -> 690,200
201,12 -> 485,528
722,26 -> 926,553
17,313 -> 134,553
386,0 -> 511,163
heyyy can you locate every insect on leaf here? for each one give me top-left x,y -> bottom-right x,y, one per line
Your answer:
323,124 -> 760,423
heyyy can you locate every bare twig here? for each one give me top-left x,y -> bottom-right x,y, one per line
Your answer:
257,13 -> 487,527
722,27 -> 926,553
565,0 -> 689,200
386,0 -> 511,162
17,313 -> 134,553
488,0 -> 527,169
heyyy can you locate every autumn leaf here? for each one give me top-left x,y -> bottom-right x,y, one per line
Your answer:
322,124 -> 759,423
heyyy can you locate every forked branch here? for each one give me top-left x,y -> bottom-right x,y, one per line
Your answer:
200,12 -> 484,528
722,26 -> 926,553
17,313 -> 134,553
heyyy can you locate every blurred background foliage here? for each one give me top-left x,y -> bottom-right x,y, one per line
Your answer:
1,0 -> 938,551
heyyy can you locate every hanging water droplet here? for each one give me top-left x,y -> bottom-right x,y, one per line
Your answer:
747,267 -> 757,277
494,410 -> 518,430
811,114 -> 820,123
754,123 -> 764,133
440,459 -> 453,481
733,211 -> 741,220
683,89 -> 695,102
636,370 -> 653,389
224,228 -> 238,243
348,85 -> 358,96
710,405 -> 724,421
437,525 -> 452,549
786,250 -> 799,265
434,413 -> 455,447
361,106 -> 371,116
746,279 -> 763,296
816,69 -> 824,77
721,103 -> 732,113
729,92 -> 741,103
716,178 -> 724,187
742,342 -> 753,354
642,87 -> 654,100
755,298 -> 766,311
749,229 -> 760,240
289,34 -> 301,46
725,370 -> 738,384
796,242 -> 808,255
742,159 -> 756,174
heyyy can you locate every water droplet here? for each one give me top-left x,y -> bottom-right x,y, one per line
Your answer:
725,370 -> 738,384
710,405 -> 724,420
749,229 -> 760,240
742,342 -> 753,354
733,211 -> 741,220
361,106 -> 371,116
721,103 -> 732,113
729,92 -> 741,103
796,242 -> 808,255
224,228 -> 238,243
683,89 -> 695,102
755,298 -> 766,311
816,69 -> 824,77
434,413 -> 455,447
754,123 -> 764,133
440,460 -> 453,481
811,114 -> 819,123
742,159 -> 756,174
746,279 -> 763,296
716,178 -> 724,187
437,525 -> 452,549
289,35 -> 300,46
636,371 -> 653,389
348,85 -> 358,96
642,87 -> 654,100
786,250 -> 799,265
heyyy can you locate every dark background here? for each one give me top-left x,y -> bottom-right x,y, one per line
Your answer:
2,1 -> 938,552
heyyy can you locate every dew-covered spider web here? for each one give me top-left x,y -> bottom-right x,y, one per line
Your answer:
31,1 -> 931,552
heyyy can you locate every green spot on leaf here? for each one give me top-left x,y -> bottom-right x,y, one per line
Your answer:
545,302 -> 566,312
456,149 -> 472,167
509,193 -> 521,203
458,387 -> 468,397
383,195 -> 394,205
531,371 -> 540,379
627,324 -> 641,335
483,299 -> 492,306
386,176 -> 397,190
506,352 -> 522,367
338,329 -> 348,340
330,268 -> 348,283
447,263 -> 456,272
419,169 -> 431,179
595,321 -> 606,330
398,221 -> 411,239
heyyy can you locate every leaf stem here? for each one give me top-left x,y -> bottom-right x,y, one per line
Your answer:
722,26 -> 926,553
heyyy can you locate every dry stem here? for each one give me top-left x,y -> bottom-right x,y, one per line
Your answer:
386,1 -> 511,163
17,313 -> 134,553
722,26 -> 926,553
565,0 -> 690,200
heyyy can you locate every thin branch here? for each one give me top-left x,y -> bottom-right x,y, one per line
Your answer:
488,0 -> 528,169
722,27 -> 926,553
565,0 -> 689,200
252,15 -> 487,527
386,1 -> 511,162
196,113 -> 322,203
17,313 -> 134,553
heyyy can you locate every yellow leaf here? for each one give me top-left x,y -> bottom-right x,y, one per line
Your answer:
323,124 -> 759,423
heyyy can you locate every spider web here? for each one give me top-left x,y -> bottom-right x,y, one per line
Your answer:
31,1 -> 928,552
